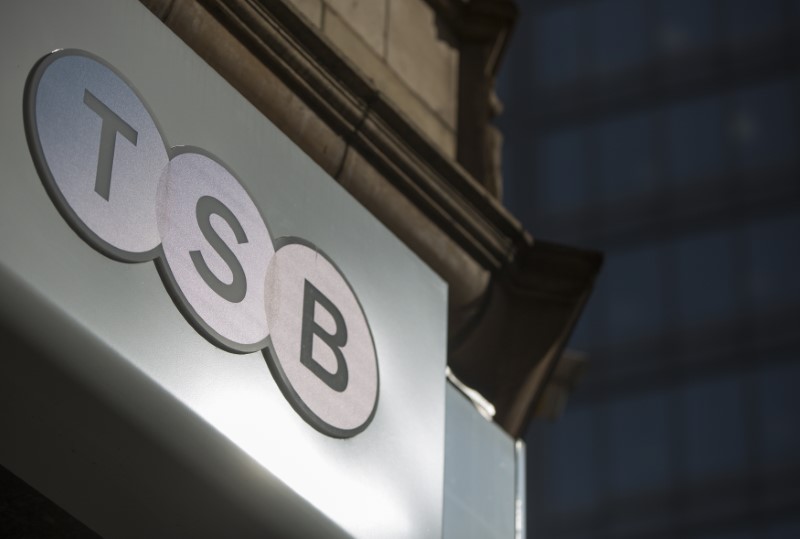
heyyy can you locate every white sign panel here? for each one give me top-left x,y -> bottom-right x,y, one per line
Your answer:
0,2 -> 447,538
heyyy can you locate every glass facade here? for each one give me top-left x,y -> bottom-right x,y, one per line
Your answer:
497,0 -> 800,536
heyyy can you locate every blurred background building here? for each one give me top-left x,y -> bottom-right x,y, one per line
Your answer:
497,1 -> 800,537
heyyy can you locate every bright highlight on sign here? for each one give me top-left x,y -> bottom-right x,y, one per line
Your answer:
24,49 -> 379,438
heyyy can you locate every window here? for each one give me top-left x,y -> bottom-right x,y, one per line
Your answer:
588,0 -> 648,77
675,229 -> 739,329
745,213 -> 800,315
758,359 -> 800,470
596,111 -> 659,205
697,532 -> 756,539
606,390 -> 672,497
730,80 -> 797,171
534,5 -> 582,87
681,373 -> 748,481
603,245 -> 666,345
546,405 -> 597,514
536,128 -> 588,216
726,0 -> 783,46
769,519 -> 800,539
657,0 -> 715,56
668,95 -> 725,184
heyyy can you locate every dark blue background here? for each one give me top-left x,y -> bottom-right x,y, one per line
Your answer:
496,1 -> 800,537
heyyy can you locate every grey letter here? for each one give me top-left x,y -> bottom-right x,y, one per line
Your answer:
300,280 -> 349,392
189,196 -> 248,303
82,89 -> 138,201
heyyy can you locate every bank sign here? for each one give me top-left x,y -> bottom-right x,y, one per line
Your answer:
25,49 -> 378,438
2,3 -> 446,536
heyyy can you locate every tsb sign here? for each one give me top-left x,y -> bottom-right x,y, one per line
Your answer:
24,50 -> 378,438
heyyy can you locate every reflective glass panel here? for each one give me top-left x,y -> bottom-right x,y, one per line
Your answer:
682,373 -> 748,481
730,80 -> 797,170
537,127 -> 588,216
596,112 -> 659,205
758,359 -> 800,469
606,390 -> 672,497
675,229 -> 738,328
746,213 -> 800,314
726,0 -> 783,44
668,95 -> 725,183
534,5 -> 582,86
588,0 -> 648,76
603,245 -> 665,345
657,0 -> 715,56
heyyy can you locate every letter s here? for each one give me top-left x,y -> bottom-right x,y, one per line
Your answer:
189,195 -> 248,303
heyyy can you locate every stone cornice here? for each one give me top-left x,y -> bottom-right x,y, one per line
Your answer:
200,0 -> 529,271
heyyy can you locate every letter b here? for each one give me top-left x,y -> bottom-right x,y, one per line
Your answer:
300,279 -> 349,392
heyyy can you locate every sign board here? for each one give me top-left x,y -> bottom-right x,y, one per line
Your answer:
0,2 -> 447,537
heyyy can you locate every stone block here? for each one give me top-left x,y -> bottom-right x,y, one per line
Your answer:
386,0 -> 459,130
323,0 -> 387,56
323,7 -> 456,157
285,0 -> 323,27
